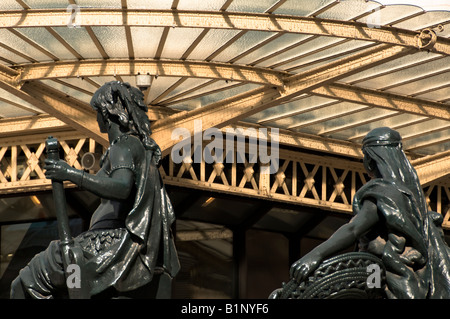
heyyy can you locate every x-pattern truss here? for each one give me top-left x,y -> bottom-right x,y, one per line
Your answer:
0,135 -> 448,229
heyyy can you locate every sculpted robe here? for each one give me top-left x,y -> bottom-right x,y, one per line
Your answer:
353,178 -> 450,299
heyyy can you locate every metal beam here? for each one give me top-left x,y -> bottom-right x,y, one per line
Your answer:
311,83 -> 450,121
15,59 -> 286,87
223,122 -> 364,159
0,115 -> 69,137
0,72 -> 108,146
412,150 -> 450,186
19,81 -> 108,146
1,9 -> 449,55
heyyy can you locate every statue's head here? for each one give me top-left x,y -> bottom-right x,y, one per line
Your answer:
361,127 -> 403,178
90,81 -> 149,133
90,81 -> 161,161
362,127 -> 402,150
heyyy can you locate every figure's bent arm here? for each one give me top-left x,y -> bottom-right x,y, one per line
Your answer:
44,144 -> 135,200
81,169 -> 134,200
310,199 -> 380,259
290,199 -> 380,281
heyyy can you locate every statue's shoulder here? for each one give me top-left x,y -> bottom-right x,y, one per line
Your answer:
354,178 -> 413,211
111,135 -> 143,153
108,135 -> 145,166
357,178 -> 403,194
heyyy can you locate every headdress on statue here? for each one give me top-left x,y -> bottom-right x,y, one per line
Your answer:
362,127 -> 402,149
91,81 -> 161,164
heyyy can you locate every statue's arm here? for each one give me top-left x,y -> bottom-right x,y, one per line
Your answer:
314,198 -> 379,257
290,198 -> 379,281
78,168 -> 134,200
45,144 -> 135,200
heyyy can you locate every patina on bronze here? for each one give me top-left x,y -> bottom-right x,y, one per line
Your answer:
272,127 -> 450,299
10,81 -> 180,299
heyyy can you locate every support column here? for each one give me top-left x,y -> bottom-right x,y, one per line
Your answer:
288,233 -> 301,268
232,228 -> 247,299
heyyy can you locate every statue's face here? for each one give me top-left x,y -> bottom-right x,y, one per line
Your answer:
363,151 -> 380,179
97,111 -> 108,133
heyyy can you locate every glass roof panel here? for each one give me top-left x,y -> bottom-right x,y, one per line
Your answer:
23,0 -> 69,9
245,95 -> 336,124
400,119 -> 450,139
403,127 -> 450,155
414,141 -> 450,156
131,27 -> 165,59
226,0 -> 279,13
354,56 -> 450,91
170,83 -> 260,111
327,113 -> 429,141
356,5 -> 423,27
57,78 -> 98,94
256,36 -> 347,69
439,22 -> 450,38
0,29 -> 51,62
91,26 -> 129,58
52,27 -> 103,59
161,28 -> 205,59
283,40 -> 376,73
186,29 -> 242,61
339,51 -> 443,85
89,76 -> 118,87
127,0 -> 173,9
0,0 -> 24,10
306,108 -> 399,137
274,0 -> 343,17
316,0 -> 381,20
14,27 -> 78,61
235,33 -> 314,65
212,31 -> 277,63
75,0 -> 122,9
395,11 -> 450,30
40,80 -> 92,104
0,88 -> 42,115
158,78 -> 214,103
415,86 -> 450,102
177,0 -> 229,11
372,0 -> 450,12
145,76 -> 183,103
384,72 -> 450,97
330,114 -> 429,143
0,103 -> 36,118
0,46 -> 30,65
267,101 -> 366,129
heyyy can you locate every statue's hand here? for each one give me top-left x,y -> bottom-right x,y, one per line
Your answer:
44,159 -> 73,182
290,252 -> 322,283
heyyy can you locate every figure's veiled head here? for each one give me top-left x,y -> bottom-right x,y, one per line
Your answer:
362,127 -> 402,149
361,127 -> 404,178
361,126 -> 426,211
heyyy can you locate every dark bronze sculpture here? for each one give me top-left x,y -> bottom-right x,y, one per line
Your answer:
10,81 -> 180,299
271,127 -> 450,299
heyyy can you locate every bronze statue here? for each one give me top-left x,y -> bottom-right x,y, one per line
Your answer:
274,127 -> 450,299
10,81 -> 180,299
